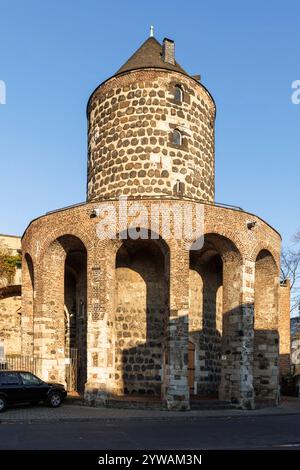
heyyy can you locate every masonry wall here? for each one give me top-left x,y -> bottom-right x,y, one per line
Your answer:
189,255 -> 222,396
254,251 -> 279,403
21,197 -> 282,409
0,234 -> 22,286
113,242 -> 168,396
87,69 -> 215,203
278,280 -> 291,377
0,293 -> 21,355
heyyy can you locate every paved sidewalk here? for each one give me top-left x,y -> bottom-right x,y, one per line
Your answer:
0,396 -> 300,423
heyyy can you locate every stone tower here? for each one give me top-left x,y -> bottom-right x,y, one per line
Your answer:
21,34 -> 285,411
87,37 -> 215,202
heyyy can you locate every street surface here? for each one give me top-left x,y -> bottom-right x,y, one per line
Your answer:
0,414 -> 300,449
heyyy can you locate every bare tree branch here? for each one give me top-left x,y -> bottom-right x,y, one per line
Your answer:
281,246 -> 300,314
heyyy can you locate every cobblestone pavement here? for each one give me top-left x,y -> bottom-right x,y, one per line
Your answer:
0,397 -> 299,423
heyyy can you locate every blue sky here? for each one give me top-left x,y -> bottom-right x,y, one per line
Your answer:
0,0 -> 299,248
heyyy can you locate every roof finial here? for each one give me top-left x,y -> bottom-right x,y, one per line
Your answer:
150,25 -> 154,37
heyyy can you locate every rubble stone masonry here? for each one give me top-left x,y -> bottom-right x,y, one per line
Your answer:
20,36 -> 289,410
22,199 -> 282,409
0,235 -> 22,355
87,70 -> 215,203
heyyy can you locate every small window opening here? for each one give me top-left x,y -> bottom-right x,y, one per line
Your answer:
172,129 -> 182,145
174,85 -> 183,103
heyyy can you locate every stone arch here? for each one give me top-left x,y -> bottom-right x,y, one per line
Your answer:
112,229 -> 170,398
250,242 -> 279,269
21,253 -> 35,355
35,224 -> 92,265
254,249 -> 279,403
189,232 -> 257,407
189,233 -> 242,398
24,253 -> 34,292
189,226 -> 246,263
36,234 -> 87,390
189,233 -> 243,311
111,228 -> 171,258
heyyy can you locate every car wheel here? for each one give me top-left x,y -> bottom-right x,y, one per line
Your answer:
47,392 -> 62,408
0,396 -> 7,412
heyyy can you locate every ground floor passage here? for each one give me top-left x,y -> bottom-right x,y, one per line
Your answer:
22,232 -> 280,408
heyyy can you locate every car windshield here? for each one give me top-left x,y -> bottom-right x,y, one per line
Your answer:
19,372 -> 41,386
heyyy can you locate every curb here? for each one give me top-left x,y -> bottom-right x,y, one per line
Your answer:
1,409 -> 300,424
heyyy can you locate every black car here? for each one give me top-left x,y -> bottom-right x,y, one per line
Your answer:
0,370 -> 67,412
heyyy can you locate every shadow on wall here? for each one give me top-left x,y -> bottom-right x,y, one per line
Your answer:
114,262 -> 279,404
109,234 -> 280,405
253,249 -> 280,404
253,329 -> 279,403
115,237 -> 169,396
189,252 -> 222,397
279,353 -> 292,377
280,353 -> 297,397
111,309 -> 279,405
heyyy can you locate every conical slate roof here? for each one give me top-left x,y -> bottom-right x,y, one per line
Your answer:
116,37 -> 189,76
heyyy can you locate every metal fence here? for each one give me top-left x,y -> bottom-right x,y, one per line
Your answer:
0,353 -> 78,392
0,355 -> 42,374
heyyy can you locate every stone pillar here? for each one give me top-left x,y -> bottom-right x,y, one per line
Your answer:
21,253 -> 35,356
219,257 -> 254,409
84,241 -> 113,405
34,243 -> 66,385
253,251 -> 279,404
163,241 -> 190,410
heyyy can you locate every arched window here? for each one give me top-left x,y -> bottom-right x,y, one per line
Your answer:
172,129 -> 182,145
174,85 -> 183,103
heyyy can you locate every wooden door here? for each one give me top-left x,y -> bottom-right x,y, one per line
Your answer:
188,341 -> 195,392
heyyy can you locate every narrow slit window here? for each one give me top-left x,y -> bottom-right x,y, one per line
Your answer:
174,85 -> 183,103
172,129 -> 182,145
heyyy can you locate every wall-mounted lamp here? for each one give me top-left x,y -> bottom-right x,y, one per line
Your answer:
90,208 -> 100,218
247,221 -> 257,230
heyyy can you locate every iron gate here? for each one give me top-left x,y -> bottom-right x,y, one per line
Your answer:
65,348 -> 78,391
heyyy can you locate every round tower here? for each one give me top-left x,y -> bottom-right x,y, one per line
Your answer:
87,36 -> 216,203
